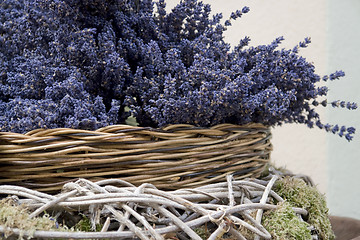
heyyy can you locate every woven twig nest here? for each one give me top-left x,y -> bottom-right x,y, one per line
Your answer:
0,123 -> 272,192
0,175 -> 324,240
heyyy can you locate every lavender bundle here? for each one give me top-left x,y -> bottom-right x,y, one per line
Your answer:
0,0 -> 357,140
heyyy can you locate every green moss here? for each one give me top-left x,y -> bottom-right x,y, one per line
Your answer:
0,198 -> 107,239
263,201 -> 312,239
74,214 -> 103,232
0,198 -> 67,239
273,177 -> 335,240
193,226 -> 209,239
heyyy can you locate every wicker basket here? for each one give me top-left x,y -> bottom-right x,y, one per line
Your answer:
0,123 -> 272,192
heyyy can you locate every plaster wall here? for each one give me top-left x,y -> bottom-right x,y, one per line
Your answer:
327,0 -> 360,220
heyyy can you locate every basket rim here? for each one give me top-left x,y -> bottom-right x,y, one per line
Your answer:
1,123 -> 272,192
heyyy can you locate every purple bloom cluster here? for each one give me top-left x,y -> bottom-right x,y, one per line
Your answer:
0,0 -> 125,131
0,0 -> 357,140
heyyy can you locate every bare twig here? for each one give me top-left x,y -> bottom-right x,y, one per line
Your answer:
254,175 -> 278,240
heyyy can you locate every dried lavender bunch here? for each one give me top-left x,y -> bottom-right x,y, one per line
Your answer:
0,0 -> 357,140
124,0 -> 357,140
0,0 -> 126,131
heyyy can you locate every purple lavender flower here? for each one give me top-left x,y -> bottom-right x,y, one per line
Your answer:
0,0 -> 356,140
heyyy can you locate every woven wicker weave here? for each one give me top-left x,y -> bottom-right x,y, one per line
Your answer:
0,123 -> 272,192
